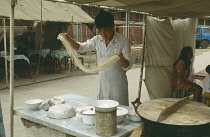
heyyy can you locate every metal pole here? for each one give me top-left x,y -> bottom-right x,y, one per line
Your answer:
137,15 -> 147,102
10,0 -> 15,136
125,11 -> 128,38
34,0 -> 42,82
3,19 -> 9,88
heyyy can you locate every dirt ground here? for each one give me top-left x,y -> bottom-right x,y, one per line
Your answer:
0,48 -> 210,137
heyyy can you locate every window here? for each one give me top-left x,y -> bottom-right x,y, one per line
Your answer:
196,28 -> 200,35
204,28 -> 210,33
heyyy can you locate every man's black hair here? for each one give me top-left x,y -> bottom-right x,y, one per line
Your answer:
206,65 -> 210,75
95,10 -> 114,29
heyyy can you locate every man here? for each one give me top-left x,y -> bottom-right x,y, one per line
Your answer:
59,10 -> 132,106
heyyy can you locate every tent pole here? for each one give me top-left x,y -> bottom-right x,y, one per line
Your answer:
34,0 -> 43,82
137,15 -> 147,102
9,0 -> 15,137
3,19 -> 9,88
86,26 -> 91,67
131,15 -> 147,110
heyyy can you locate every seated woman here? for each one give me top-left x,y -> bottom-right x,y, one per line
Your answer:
172,46 -> 202,102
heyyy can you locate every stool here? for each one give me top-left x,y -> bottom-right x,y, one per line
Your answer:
171,89 -> 190,98
201,92 -> 210,106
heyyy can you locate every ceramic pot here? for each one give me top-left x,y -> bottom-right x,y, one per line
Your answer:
81,108 -> 95,125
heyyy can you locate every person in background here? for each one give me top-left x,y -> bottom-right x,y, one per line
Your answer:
58,10 -> 132,106
172,46 -> 202,102
202,65 -> 210,105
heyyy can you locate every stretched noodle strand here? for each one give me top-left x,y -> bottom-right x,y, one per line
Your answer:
58,35 -> 120,73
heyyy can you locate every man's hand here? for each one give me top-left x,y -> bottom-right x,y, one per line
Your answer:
116,51 -> 124,60
57,33 -> 71,40
57,33 -> 80,51
116,51 -> 130,68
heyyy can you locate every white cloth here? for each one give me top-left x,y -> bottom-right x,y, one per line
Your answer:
145,16 -> 197,99
203,76 -> 210,93
78,32 -> 132,105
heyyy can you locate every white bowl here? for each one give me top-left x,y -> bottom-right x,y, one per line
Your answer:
81,108 -> 95,125
47,104 -> 76,119
93,100 -> 119,112
117,107 -> 128,124
25,99 -> 42,110
128,109 -> 141,122
77,106 -> 94,113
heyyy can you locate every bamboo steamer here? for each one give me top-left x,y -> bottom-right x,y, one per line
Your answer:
95,110 -> 117,136
137,98 -> 210,137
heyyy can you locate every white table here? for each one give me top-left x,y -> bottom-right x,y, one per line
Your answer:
14,93 -> 142,137
51,50 -> 70,60
0,55 -> 30,63
27,49 -> 50,58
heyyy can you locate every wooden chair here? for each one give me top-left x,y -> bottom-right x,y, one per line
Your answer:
23,62 -> 38,79
44,59 -> 62,74
53,59 -> 62,74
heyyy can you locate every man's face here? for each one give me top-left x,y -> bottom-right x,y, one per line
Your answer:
98,25 -> 115,40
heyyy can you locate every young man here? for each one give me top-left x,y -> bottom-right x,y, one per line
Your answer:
59,10 -> 132,106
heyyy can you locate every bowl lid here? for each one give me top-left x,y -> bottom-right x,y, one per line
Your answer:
47,104 -> 75,119
49,104 -> 72,111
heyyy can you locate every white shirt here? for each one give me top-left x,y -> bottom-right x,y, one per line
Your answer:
203,75 -> 210,93
78,32 -> 132,105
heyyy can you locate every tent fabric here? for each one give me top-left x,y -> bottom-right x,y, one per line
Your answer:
144,16 -> 197,99
0,0 -> 94,23
65,0 -> 210,17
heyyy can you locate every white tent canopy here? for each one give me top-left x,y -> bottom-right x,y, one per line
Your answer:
145,17 -> 197,99
65,0 -> 210,17
0,0 -> 94,23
